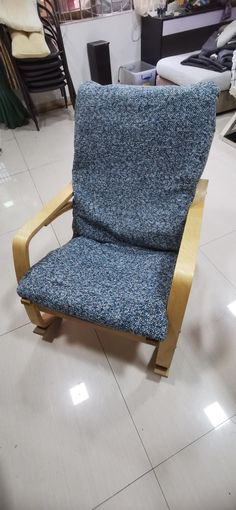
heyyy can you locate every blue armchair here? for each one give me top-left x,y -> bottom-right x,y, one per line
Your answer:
13,81 -> 218,376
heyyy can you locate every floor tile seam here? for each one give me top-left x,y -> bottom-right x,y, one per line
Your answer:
0,223 -> 58,252
95,329 -> 153,469
199,249 -> 236,291
153,413 -> 236,471
91,467 -> 154,510
200,229 -> 236,248
51,224 -> 63,247
153,469 -> 171,510
27,162 -> 67,248
1,134 -> 14,144
0,168 -> 30,180
0,226 -> 23,239
24,171 -> 61,249
95,334 -> 236,478
28,156 -> 67,173
0,321 -> 30,338
26,170 -> 45,209
0,184 -> 59,247
14,133 -> 31,171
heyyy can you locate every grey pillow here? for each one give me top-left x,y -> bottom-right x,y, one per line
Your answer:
217,20 -> 236,48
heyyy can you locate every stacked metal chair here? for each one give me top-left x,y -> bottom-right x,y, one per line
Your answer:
0,0 -> 75,130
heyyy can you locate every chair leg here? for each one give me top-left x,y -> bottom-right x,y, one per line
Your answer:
21,299 -> 56,333
61,86 -> 68,108
154,325 -> 179,377
20,83 -> 39,131
26,93 -> 39,131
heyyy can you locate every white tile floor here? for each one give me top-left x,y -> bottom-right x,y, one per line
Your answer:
0,108 -> 236,510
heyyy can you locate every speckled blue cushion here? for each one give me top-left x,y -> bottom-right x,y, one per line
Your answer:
72,81 -> 218,250
17,82 -> 218,340
17,237 -> 177,340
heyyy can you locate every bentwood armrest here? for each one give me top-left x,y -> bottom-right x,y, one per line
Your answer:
13,183 -> 73,283
154,178 -> 208,376
167,179 -> 208,336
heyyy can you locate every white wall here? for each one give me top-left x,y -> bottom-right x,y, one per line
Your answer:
61,11 -> 141,89
33,11 -> 141,107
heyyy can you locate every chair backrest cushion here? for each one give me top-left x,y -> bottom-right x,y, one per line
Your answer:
72,81 -> 218,251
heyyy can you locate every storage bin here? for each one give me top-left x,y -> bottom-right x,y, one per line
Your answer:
120,61 -> 156,86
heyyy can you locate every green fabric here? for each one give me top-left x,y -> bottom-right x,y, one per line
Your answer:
0,58 -> 28,129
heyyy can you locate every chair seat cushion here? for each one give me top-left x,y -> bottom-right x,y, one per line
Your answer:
17,237 -> 177,341
11,30 -> 50,59
156,52 -> 231,91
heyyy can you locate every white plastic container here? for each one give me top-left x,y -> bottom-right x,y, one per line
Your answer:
120,61 -> 156,86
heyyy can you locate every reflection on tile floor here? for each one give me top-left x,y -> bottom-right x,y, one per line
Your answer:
0,109 -> 236,509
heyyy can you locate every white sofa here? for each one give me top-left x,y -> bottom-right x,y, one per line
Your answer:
156,52 -> 235,113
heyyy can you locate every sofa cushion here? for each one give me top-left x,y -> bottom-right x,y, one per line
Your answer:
217,20 -> 236,48
17,237 -> 177,340
156,52 -> 231,91
72,81 -> 218,252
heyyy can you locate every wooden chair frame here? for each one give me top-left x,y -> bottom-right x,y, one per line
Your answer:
13,179 -> 208,377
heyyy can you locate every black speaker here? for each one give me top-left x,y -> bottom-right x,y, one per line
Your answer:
87,40 -> 112,85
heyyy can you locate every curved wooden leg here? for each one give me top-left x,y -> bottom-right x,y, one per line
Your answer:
154,324 -> 179,377
21,298 -> 56,334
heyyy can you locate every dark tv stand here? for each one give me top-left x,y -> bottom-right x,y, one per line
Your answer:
141,7 -> 236,65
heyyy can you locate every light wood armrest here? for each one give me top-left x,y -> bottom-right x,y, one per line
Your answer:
167,178 -> 208,334
155,179 -> 208,376
13,183 -> 73,282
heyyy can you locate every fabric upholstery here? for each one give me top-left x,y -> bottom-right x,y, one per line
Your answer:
17,237 -> 177,340
11,30 -> 50,59
72,81 -> 218,251
17,81 -> 218,340
156,53 -> 231,91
